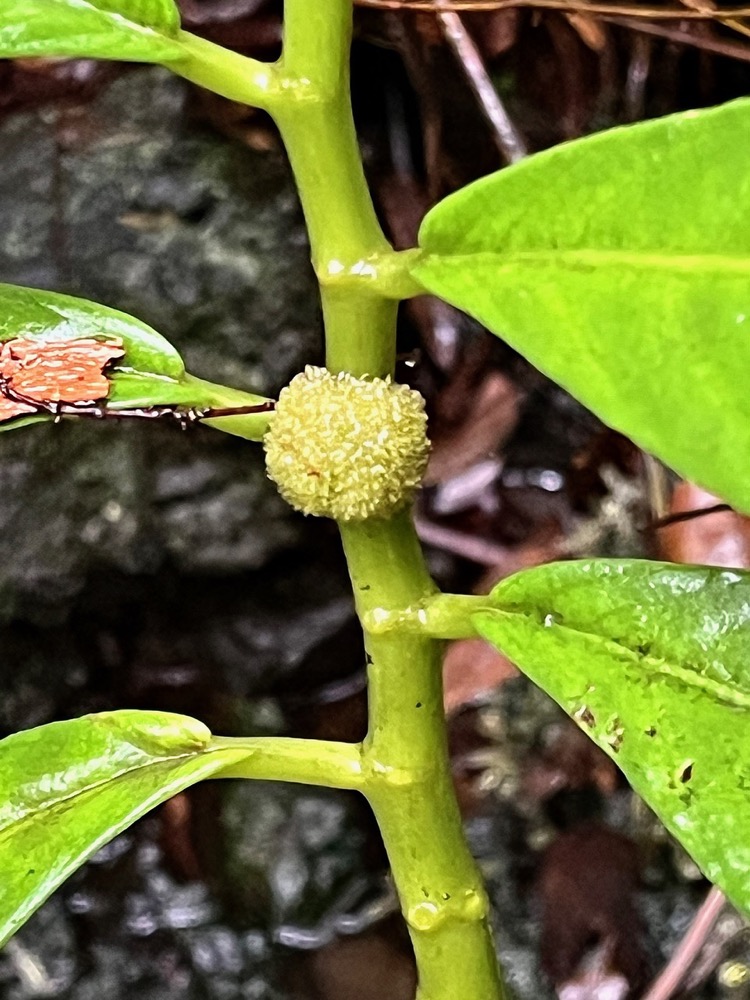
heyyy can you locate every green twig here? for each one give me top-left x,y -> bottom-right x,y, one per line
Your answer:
363,592 -> 496,639
172,32 -> 285,111
212,737 -> 365,789
341,515 -> 507,1000
270,1 -> 508,994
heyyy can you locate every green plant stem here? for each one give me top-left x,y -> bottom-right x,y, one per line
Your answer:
273,0 -> 414,375
341,515 -> 506,1000
274,91 -> 399,376
211,0 -> 509,994
363,593 -> 497,639
320,248 -> 426,302
212,737 -> 364,789
173,32 -> 283,110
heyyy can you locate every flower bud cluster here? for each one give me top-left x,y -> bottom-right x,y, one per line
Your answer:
264,365 -> 429,521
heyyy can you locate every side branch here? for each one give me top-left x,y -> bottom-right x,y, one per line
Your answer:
173,32 -> 286,111
211,736 -> 365,790
363,593 -> 494,639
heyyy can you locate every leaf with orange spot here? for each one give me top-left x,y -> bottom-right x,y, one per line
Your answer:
0,284 -> 273,441
0,337 -> 125,407
0,395 -> 37,423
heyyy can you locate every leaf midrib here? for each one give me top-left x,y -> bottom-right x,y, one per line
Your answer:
476,608 -> 750,710
0,745 -> 229,837
419,249 -> 750,274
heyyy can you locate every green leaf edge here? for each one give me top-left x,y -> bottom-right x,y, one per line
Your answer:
0,710 -> 251,947
0,0 -> 184,62
471,557 -> 750,915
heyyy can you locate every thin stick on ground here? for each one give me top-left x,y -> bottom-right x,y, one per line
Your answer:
434,0 -> 527,162
603,15 -> 750,60
415,516 -> 516,565
641,886 -> 727,1000
355,0 -> 750,21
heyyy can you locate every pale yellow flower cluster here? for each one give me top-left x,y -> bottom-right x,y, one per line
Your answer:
264,365 -> 429,521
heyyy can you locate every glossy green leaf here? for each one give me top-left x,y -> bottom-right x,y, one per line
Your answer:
1,0 -> 183,62
413,98 -> 750,514
77,0 -> 179,31
473,559 -> 750,914
0,284 -> 273,441
0,284 -> 184,379
0,711 -> 252,945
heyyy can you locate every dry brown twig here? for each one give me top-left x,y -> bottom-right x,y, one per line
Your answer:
604,16 -> 750,62
433,0 -> 527,161
354,0 -> 750,20
641,887 -> 727,1000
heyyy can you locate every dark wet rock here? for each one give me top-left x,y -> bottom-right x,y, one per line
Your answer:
0,422 -> 296,623
219,781 -> 373,942
0,66 -> 320,395
0,67 -> 320,622
196,549 -> 359,698
0,624 -> 86,736
0,824 -> 288,1000
0,898 -> 77,998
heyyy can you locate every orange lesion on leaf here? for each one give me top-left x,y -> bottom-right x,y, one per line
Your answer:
0,336 -> 125,422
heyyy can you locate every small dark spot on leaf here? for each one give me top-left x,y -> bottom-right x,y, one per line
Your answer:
360,585 -> 371,592
636,643 -> 651,656
604,715 -> 624,753
645,726 -> 657,737
574,705 -> 596,728
27,869 -> 35,876
415,702 -> 422,709
442,893 -> 451,900
422,887 -> 429,897
679,762 -> 694,784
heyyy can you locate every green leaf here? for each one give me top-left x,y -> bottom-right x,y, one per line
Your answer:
0,284 -> 273,441
0,711 -> 252,945
473,559 -> 750,914
0,284 -> 184,379
413,98 -> 750,514
0,0 -> 183,62
77,0 -> 179,32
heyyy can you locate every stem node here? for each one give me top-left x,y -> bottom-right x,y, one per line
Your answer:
406,886 -> 491,933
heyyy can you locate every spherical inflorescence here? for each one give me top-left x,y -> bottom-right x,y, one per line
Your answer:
264,366 -> 429,521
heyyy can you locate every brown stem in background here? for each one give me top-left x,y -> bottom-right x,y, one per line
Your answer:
355,0 -> 750,22
434,0 -> 527,161
623,33 -> 653,121
415,516 -> 515,565
651,503 -> 733,529
642,455 -> 671,523
641,887 -> 726,1000
604,15 -> 750,61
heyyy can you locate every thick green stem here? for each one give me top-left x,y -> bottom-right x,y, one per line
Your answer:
274,0 -> 413,376
274,92 -> 399,375
190,0 -> 508,995
341,515 -> 506,1000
